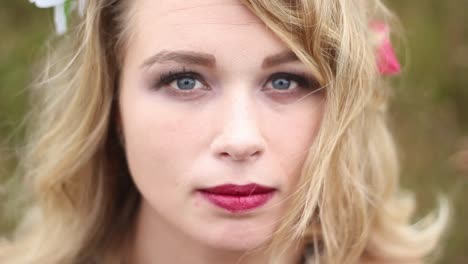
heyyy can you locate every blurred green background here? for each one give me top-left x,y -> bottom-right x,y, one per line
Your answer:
1,1 -> 467,263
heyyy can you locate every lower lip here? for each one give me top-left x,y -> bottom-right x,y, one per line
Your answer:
199,191 -> 275,213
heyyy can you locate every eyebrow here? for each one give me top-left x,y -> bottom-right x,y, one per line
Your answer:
141,50 -> 216,68
261,50 -> 299,68
140,50 -> 299,69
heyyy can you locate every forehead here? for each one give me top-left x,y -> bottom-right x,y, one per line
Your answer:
128,0 -> 289,63
136,0 -> 260,25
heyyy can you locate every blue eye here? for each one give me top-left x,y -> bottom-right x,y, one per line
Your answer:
153,70 -> 210,99
175,77 -> 198,90
272,78 -> 293,90
155,70 -> 206,92
267,74 -> 300,91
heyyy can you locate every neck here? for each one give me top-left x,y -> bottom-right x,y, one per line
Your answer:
125,201 -> 304,264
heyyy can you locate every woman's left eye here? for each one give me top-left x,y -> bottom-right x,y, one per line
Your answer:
264,73 -> 308,93
269,77 -> 299,90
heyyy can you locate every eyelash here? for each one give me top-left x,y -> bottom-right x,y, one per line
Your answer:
152,67 -> 319,97
153,67 -> 205,96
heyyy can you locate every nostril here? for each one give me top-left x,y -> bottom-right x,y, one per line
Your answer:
219,147 -> 263,161
210,118 -> 266,162
251,150 -> 262,157
219,152 -> 230,158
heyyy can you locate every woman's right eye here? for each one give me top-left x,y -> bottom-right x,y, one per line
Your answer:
153,70 -> 211,99
168,76 -> 204,91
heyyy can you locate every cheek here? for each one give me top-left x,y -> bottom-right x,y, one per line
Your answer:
119,93 -> 207,192
267,99 -> 324,185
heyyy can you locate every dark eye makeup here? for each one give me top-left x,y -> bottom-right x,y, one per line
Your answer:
156,68 -> 206,88
150,67 -> 322,99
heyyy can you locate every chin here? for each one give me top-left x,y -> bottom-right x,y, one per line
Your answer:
208,236 -> 270,252
196,221 -> 275,252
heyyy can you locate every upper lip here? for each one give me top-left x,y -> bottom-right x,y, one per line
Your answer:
198,183 -> 276,196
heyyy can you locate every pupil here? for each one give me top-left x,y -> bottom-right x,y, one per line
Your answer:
273,78 -> 290,90
177,77 -> 196,90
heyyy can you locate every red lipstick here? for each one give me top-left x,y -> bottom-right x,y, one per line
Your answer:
198,184 -> 276,213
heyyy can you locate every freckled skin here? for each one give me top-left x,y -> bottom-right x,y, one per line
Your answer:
118,0 -> 325,263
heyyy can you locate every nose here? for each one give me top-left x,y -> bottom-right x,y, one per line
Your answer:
210,95 -> 266,162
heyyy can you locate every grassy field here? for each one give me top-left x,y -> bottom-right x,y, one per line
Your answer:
1,1 -> 467,263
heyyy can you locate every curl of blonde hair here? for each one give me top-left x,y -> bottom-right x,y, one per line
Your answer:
0,0 -> 449,263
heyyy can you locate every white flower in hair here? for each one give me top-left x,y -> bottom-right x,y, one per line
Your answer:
30,0 -> 65,8
77,0 -> 86,17
30,0 -> 87,35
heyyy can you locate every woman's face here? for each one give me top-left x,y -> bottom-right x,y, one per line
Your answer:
119,0 -> 324,252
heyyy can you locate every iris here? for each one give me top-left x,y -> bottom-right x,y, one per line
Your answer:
272,78 -> 291,90
176,77 -> 197,90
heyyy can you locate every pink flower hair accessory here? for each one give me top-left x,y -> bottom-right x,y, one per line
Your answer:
371,21 -> 401,76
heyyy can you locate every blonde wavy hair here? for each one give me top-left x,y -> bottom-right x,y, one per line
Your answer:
0,0 -> 449,263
